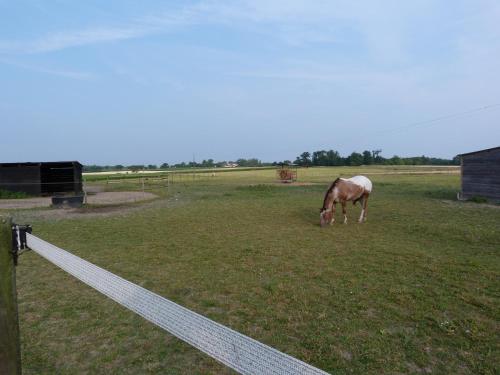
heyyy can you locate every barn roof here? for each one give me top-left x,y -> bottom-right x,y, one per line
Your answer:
458,146 -> 500,157
0,161 -> 82,167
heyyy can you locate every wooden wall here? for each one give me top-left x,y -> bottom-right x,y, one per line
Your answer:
461,148 -> 500,201
0,164 -> 41,195
0,161 -> 83,196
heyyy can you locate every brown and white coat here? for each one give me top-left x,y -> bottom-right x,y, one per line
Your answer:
320,176 -> 372,226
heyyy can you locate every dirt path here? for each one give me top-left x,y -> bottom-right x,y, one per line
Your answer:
0,191 -> 157,210
0,197 -> 52,209
7,194 -> 186,222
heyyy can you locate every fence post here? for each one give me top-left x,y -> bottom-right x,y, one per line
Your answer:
0,216 -> 22,375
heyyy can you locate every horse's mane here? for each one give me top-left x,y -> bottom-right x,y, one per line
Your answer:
321,178 -> 341,210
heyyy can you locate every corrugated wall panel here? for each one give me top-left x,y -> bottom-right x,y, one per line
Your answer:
461,149 -> 500,201
0,165 -> 41,195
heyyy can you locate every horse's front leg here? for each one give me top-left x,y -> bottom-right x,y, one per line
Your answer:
341,201 -> 347,224
330,203 -> 336,224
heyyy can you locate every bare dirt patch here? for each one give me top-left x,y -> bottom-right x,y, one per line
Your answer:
0,197 -> 51,209
274,181 -> 319,186
9,194 -> 186,222
0,191 -> 157,210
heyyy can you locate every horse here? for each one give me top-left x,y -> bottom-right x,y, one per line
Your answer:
320,176 -> 372,227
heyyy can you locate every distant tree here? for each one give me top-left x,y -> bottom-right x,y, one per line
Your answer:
300,152 -> 312,166
128,165 -> 144,172
326,150 -> 343,166
371,150 -> 383,164
250,158 -> 262,167
236,158 -> 261,167
198,159 -> 214,167
114,165 -> 124,170
362,150 -> 373,165
312,150 -> 328,166
387,155 -> 404,165
83,165 -> 101,172
147,164 -> 157,170
347,152 -> 363,166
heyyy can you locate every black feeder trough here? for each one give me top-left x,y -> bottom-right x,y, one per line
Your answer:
51,195 -> 84,208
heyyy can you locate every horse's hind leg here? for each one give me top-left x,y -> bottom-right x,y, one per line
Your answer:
359,193 -> 369,223
358,196 -> 365,223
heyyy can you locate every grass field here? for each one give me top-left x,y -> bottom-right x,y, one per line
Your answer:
5,166 -> 499,374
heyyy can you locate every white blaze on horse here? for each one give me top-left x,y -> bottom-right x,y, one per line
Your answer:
320,175 -> 372,227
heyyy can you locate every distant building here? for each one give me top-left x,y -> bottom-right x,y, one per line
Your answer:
458,147 -> 500,202
0,161 -> 83,196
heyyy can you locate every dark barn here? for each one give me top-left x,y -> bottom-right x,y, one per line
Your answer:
0,161 -> 83,196
459,147 -> 500,202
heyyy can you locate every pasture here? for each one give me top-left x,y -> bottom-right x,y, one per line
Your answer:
6,166 -> 499,374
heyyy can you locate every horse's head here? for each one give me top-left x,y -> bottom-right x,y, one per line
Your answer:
320,179 -> 339,227
319,208 -> 333,227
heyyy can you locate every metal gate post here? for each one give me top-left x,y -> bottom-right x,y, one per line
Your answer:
0,216 -> 22,375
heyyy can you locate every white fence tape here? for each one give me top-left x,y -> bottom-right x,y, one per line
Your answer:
26,233 -> 329,375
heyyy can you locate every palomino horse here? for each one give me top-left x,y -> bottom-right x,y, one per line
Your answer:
320,176 -> 372,227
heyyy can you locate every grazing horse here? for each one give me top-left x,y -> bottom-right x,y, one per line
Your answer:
320,176 -> 372,227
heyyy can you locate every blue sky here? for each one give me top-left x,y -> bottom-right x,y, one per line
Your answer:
1,1 -> 499,164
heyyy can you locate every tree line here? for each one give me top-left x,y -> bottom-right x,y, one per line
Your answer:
83,150 -> 459,172
293,150 -> 459,166
83,158 -> 267,172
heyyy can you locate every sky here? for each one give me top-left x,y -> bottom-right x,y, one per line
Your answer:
1,0 -> 499,165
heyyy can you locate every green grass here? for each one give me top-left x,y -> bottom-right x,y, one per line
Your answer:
9,166 -> 499,374
0,189 -> 32,199
467,196 -> 489,204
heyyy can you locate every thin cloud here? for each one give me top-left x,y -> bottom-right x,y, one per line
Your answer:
32,27 -> 148,54
234,70 -> 345,82
1,25 -> 158,54
0,59 -> 94,80
0,4 -> 198,54
0,1 -> 379,54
